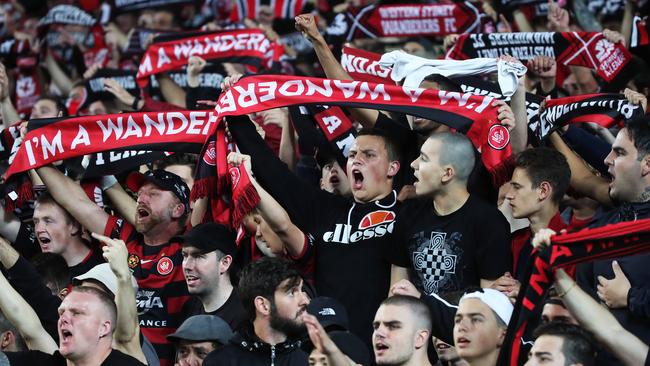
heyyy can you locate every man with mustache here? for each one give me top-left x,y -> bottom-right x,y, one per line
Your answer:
203,257 -> 310,365
36,167 -> 191,366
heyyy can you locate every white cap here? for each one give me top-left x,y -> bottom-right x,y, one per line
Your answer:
73,263 -> 138,297
460,288 -> 513,325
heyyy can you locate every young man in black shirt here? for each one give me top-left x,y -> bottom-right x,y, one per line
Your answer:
176,223 -> 246,331
203,257 -> 309,366
391,132 -> 512,296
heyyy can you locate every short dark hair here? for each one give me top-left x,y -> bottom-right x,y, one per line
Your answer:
155,153 -> 198,170
0,311 -> 27,351
34,191 -> 81,235
238,257 -> 302,320
625,116 -> 650,161
36,95 -> 68,117
356,127 -> 401,163
514,148 -> 571,204
533,322 -> 596,366
380,295 -> 432,332
71,286 -> 117,333
32,253 -> 70,295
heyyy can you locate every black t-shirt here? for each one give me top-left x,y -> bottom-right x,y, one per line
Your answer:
68,247 -> 105,280
181,288 -> 247,332
390,195 -> 512,295
5,349 -> 145,365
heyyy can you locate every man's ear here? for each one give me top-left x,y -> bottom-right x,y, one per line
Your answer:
538,181 -> 552,201
414,329 -> 430,349
0,330 -> 14,349
387,161 -> 400,178
254,296 -> 271,316
441,165 -> 455,184
219,255 -> 233,275
59,287 -> 70,300
171,202 -> 185,219
496,327 -> 507,347
98,320 -> 111,339
641,155 -> 650,177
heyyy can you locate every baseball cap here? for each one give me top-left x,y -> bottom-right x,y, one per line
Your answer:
171,223 -> 236,256
167,315 -> 233,344
306,297 -> 349,331
73,263 -> 139,297
126,169 -> 190,214
460,288 -> 513,325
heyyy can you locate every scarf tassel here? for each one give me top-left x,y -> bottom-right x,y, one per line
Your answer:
230,182 -> 260,229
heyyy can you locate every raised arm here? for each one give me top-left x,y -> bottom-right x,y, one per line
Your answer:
548,132 -> 613,206
36,165 -> 110,234
93,233 -> 147,364
555,269 -> 649,366
103,176 -> 137,226
227,152 -> 306,258
0,63 -> 20,127
0,249 -> 57,354
295,14 -> 380,128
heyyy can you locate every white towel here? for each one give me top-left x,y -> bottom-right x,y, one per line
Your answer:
379,50 -> 527,96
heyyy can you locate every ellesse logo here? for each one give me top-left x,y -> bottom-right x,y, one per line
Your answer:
359,210 -> 395,229
323,210 -> 396,244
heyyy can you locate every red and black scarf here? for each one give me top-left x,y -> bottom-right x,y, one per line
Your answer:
446,32 -> 635,87
192,128 -> 260,230
536,93 -> 646,140
5,110 -> 217,178
341,46 -> 394,85
135,29 -> 272,87
337,2 -> 483,40
500,218 -> 650,366
213,75 -> 510,185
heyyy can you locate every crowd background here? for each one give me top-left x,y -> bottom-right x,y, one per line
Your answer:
0,0 -> 648,365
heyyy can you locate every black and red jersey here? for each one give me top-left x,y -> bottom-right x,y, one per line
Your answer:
104,215 -> 189,366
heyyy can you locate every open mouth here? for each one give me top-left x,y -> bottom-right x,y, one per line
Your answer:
137,207 -> 151,220
329,175 -> 340,185
60,329 -> 73,343
436,343 -> 451,351
455,337 -> 470,348
185,274 -> 200,286
374,341 -> 389,355
352,169 -> 364,190
38,236 -> 51,245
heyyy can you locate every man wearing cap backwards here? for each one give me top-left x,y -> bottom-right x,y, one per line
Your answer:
36,166 -> 191,366
203,257 -> 310,365
175,223 -> 246,330
167,315 -> 233,366
453,289 -> 512,366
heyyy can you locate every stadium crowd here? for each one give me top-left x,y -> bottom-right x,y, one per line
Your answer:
0,0 -> 648,364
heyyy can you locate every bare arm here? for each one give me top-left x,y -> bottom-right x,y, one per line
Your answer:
513,9 -> 534,32
103,177 -> 137,226
156,73 -> 187,108
390,265 -> 409,292
0,239 -> 57,354
44,51 -> 73,96
0,206 -> 21,243
548,132 -> 613,206
93,233 -> 147,364
295,14 -> 379,128
0,63 -> 20,127
555,269 -> 649,366
228,152 -> 306,257
277,109 -> 297,172
36,165 -> 110,234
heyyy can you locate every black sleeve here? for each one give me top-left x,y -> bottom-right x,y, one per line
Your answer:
6,256 -> 61,341
475,206 -> 512,280
421,293 -> 457,345
386,200 -> 415,267
5,350 -> 60,364
628,286 -> 650,320
228,115 -> 346,234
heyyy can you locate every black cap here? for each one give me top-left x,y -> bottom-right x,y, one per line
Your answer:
127,169 -> 190,214
171,223 -> 236,256
167,315 -> 233,344
306,297 -> 349,331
